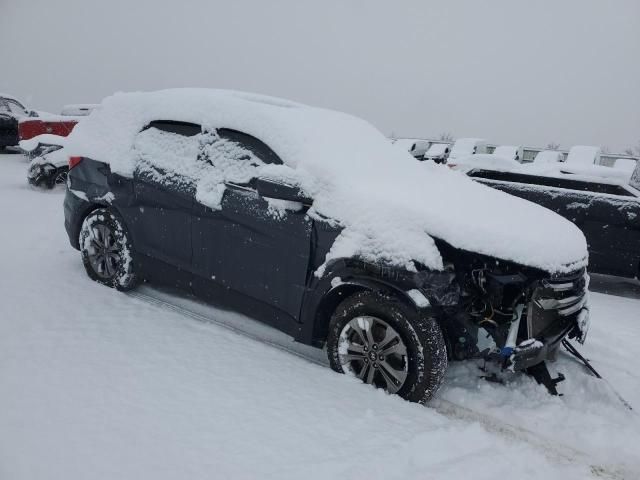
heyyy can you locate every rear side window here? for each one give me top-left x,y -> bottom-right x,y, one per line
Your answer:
145,120 -> 201,136
133,121 -> 203,194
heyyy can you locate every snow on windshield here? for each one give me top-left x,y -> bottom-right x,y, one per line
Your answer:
66,89 -> 587,274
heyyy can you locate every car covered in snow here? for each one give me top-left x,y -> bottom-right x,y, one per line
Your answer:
466,161 -> 640,279
423,142 -> 450,163
447,137 -> 488,162
391,138 -> 430,159
63,89 -> 590,402
0,94 -> 36,150
25,135 -> 69,188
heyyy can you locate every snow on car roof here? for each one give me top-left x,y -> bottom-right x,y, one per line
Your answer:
565,145 -> 601,165
66,89 -> 587,274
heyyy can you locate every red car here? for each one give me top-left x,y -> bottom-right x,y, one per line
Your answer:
18,103 -> 98,141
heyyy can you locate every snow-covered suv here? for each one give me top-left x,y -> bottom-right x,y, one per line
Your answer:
63,89 -> 590,402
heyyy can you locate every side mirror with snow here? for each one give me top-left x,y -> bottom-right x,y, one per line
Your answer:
256,177 -> 312,205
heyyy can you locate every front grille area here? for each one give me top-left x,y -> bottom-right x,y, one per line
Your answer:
527,268 -> 588,339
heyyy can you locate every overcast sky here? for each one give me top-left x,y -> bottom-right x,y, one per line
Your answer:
1,0 -> 638,151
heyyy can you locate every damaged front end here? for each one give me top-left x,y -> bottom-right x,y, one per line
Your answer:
410,245 -> 590,389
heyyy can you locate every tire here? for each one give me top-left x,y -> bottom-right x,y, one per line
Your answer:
50,168 -> 68,188
79,208 -> 138,291
327,290 -> 447,404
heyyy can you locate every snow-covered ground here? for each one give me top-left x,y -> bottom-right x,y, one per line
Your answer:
1,152 -> 639,479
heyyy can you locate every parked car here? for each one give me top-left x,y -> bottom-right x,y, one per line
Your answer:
423,142 -> 450,163
447,153 -> 521,173
533,150 -> 564,164
447,138 -> 488,162
25,136 -> 68,188
0,93 -> 36,150
20,112 -> 80,143
466,162 -> 640,279
492,145 -> 523,162
391,138 -> 430,159
63,89 -> 590,401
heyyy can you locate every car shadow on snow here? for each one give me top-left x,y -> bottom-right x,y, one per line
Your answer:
588,273 -> 640,299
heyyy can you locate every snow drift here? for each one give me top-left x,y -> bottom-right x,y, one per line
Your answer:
66,89 -> 588,274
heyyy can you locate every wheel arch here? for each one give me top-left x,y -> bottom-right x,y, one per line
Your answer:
299,272 -> 427,347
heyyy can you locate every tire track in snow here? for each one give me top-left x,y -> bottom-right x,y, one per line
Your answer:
126,287 -> 629,479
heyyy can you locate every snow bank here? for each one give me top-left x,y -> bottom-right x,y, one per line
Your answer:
66,89 -> 587,274
565,145 -> 601,166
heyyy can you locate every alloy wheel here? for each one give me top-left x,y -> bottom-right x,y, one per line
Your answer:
338,316 -> 408,394
86,224 -> 120,279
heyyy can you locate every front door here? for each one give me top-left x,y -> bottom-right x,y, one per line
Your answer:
191,129 -> 312,322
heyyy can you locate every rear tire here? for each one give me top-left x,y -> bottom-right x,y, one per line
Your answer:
326,290 -> 447,404
79,208 -> 138,291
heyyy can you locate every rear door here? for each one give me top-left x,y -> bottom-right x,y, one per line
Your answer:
131,121 -> 201,271
191,129 -> 312,322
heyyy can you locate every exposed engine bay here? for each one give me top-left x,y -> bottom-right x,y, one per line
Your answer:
414,243 -> 590,394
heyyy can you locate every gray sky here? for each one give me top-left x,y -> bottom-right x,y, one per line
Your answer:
1,0 -> 639,151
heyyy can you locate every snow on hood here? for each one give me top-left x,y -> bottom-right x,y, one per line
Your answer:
66,89 -> 587,274
19,133 -> 67,153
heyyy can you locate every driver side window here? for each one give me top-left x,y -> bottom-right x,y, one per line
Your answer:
199,129 -> 282,189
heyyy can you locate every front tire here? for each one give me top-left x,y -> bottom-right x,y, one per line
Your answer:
327,290 -> 447,404
79,208 -> 137,291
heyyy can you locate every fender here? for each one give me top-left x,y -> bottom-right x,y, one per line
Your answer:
295,258 -> 448,346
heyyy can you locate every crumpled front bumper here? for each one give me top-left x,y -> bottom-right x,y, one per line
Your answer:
510,271 -> 590,370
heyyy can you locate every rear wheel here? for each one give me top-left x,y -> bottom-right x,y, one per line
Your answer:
327,290 -> 447,404
79,208 -> 137,291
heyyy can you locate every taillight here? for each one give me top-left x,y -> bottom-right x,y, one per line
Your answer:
68,156 -> 83,170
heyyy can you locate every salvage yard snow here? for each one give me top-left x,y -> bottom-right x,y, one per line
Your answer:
66,89 -> 587,274
2,153 -> 640,479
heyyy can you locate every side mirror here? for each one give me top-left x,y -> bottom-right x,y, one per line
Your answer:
256,177 -> 312,205
28,110 -> 39,117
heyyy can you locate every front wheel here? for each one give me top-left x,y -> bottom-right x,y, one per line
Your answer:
327,290 -> 447,404
79,208 -> 138,291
